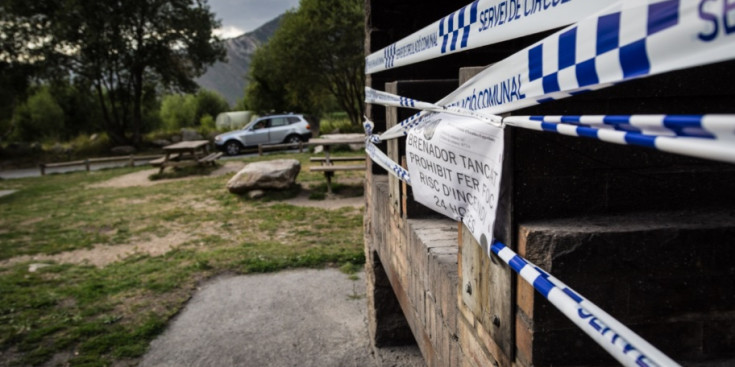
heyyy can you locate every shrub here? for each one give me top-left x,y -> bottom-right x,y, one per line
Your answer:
11,87 -> 65,141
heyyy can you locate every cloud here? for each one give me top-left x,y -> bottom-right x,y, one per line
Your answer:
213,26 -> 246,39
208,0 -> 299,37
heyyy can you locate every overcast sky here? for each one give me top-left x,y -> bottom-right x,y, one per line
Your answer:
208,0 -> 300,39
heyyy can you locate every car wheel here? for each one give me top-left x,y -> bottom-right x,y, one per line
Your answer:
225,141 -> 241,156
286,135 -> 302,144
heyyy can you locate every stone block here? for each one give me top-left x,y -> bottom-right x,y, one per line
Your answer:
633,321 -> 703,361
518,210 -> 735,365
703,319 -> 735,358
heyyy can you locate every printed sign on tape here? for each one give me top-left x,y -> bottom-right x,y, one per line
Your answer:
406,113 -> 504,246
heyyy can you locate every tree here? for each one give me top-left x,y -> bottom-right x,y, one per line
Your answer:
242,0 -> 364,125
11,86 -> 65,141
160,89 -> 228,130
0,0 -> 226,145
48,78 -> 103,138
193,89 -> 230,123
160,94 -> 196,130
0,63 -> 35,140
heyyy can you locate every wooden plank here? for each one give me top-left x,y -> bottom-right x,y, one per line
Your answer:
260,142 -> 303,151
160,160 -> 197,168
150,153 -> 181,166
197,152 -> 223,163
461,224 -> 513,364
88,155 -> 162,163
162,140 -> 209,151
385,82 -> 402,218
306,138 -> 365,145
45,160 -> 87,168
309,164 -> 366,172
309,156 -> 366,162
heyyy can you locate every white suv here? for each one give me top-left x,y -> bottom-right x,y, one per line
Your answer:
214,113 -> 313,156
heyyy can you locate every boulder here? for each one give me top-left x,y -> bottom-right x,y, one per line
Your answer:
181,128 -> 203,141
152,139 -> 172,147
247,190 -> 265,199
227,159 -> 301,194
111,145 -> 137,155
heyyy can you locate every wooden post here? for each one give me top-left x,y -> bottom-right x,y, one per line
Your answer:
128,154 -> 134,167
258,144 -> 263,156
39,164 -> 46,176
84,159 -> 90,172
325,172 -> 334,195
299,142 -> 303,153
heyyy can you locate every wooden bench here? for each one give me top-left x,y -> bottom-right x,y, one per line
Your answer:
149,153 -> 180,167
309,158 -> 366,194
310,164 -> 366,172
197,152 -> 223,166
309,156 -> 366,163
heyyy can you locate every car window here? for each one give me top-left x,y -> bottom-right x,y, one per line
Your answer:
270,117 -> 289,127
288,117 -> 301,124
252,119 -> 269,130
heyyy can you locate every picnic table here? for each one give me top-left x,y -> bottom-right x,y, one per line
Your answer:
150,140 -> 222,173
308,137 -> 366,194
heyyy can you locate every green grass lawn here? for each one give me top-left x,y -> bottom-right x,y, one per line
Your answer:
0,152 -> 366,366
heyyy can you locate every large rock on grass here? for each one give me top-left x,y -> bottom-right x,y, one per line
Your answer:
227,159 -> 301,194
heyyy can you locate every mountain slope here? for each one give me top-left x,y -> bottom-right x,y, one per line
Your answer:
196,15 -> 283,106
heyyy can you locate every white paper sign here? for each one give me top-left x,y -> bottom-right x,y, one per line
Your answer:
406,113 -> 504,246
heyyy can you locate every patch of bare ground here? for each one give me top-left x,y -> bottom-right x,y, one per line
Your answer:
21,217 -> 46,226
281,191 -> 365,210
0,231 -> 191,268
179,195 -> 221,212
283,177 -> 365,210
87,161 -> 245,189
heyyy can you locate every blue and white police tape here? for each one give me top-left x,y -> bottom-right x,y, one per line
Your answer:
365,87 -> 440,112
363,117 -> 412,184
439,0 -> 735,114
365,142 -> 412,185
365,88 -> 735,163
505,116 -> 735,164
523,115 -> 735,141
491,240 -> 680,367
365,87 -> 503,127
377,0 -> 735,140
363,116 -> 381,144
365,0 -> 615,74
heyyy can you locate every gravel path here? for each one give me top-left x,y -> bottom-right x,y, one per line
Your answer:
139,269 -> 425,367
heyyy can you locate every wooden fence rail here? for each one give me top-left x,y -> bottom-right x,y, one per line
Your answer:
39,154 -> 162,175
